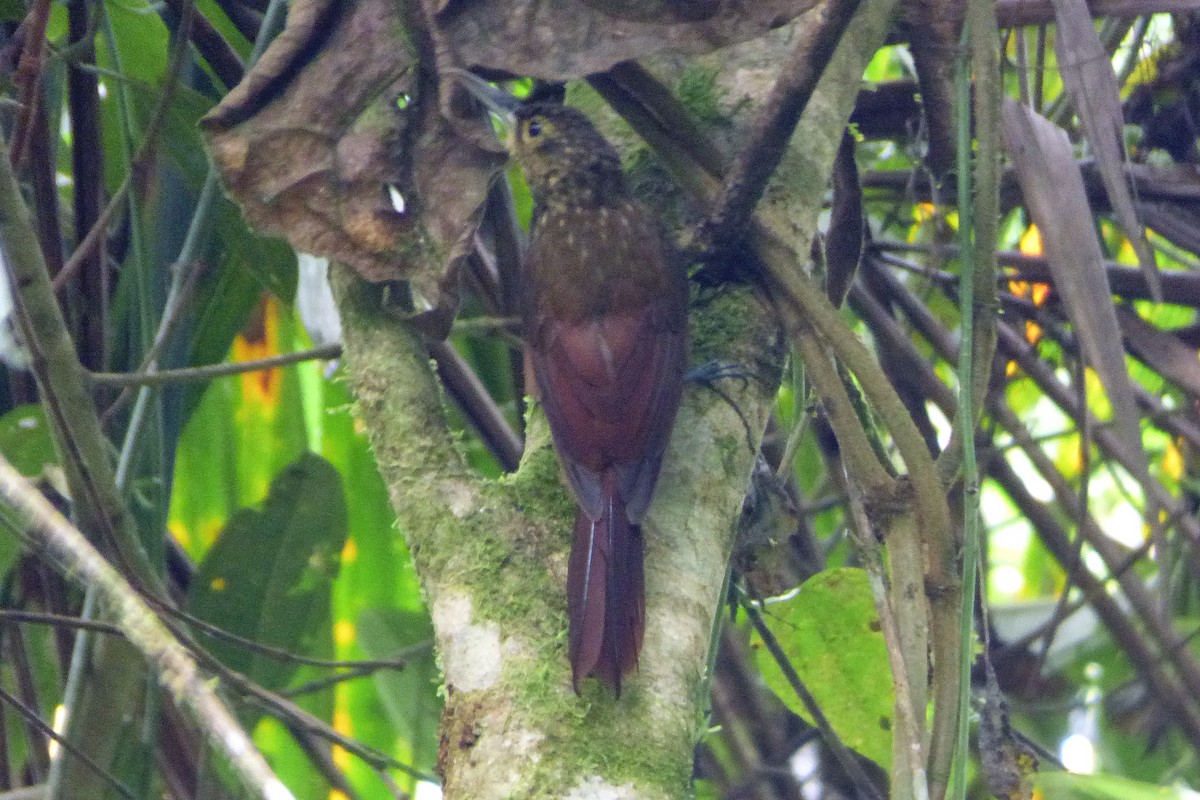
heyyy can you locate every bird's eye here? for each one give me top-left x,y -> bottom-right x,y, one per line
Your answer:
527,119 -> 543,138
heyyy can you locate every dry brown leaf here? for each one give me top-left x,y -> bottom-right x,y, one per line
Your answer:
1002,98 -> 1148,474
427,0 -> 819,80
201,0 -> 501,309
200,0 -> 828,315
1050,0 -> 1160,298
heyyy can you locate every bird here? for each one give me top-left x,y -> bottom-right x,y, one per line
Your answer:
514,101 -> 688,693
456,75 -> 688,693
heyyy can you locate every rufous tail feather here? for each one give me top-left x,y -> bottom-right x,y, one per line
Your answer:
566,478 -> 645,694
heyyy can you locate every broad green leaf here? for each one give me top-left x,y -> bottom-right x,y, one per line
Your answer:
1034,771 -> 1194,799
359,607 -> 441,790
103,0 -> 170,86
168,379 -> 239,561
317,373 -> 431,794
175,239 -> 296,426
0,0 -> 25,20
195,0 -> 253,60
252,716 -> 328,800
123,81 -> 216,192
168,299 -> 312,560
103,75 -> 297,427
753,568 -> 894,772
188,452 -> 347,692
0,405 -> 55,478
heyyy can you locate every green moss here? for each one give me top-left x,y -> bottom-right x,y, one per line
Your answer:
714,432 -> 743,477
515,678 -> 694,796
689,286 -> 761,363
618,145 -> 687,230
503,444 -> 575,526
471,480 -> 696,796
676,64 -> 724,124
620,143 -> 656,180
350,95 -> 399,136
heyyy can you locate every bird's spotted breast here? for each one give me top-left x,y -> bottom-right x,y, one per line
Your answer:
526,200 -> 676,324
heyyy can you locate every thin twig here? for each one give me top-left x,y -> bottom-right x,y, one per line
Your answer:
853,270 -> 1200,750
162,599 -> 416,671
160,0 -> 245,88
52,0 -> 192,296
229,673 -> 436,784
49,177 -> 128,296
0,455 -> 295,800
8,0 -> 53,169
4,627 -> 48,781
986,455 -> 1200,749
90,344 -> 343,387
698,0 -> 863,254
429,340 -> 523,472
281,644 -> 430,697
0,687 -> 134,800
1,547 -> 423,788
872,242 -> 1200,307
0,609 -> 125,637
114,0 -> 287,493
860,260 -> 1200,747
844,481 -> 928,800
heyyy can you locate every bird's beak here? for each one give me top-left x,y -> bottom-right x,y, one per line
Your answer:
446,68 -> 519,129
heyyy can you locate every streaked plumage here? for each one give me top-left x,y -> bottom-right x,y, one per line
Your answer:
513,103 -> 687,692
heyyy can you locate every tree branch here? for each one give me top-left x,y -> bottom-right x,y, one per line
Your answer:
697,0 -> 863,254
333,253 -> 778,799
589,3 -> 957,793
0,456 -> 292,800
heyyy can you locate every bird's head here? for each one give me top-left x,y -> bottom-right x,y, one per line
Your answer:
508,103 -> 622,200
448,70 -> 623,202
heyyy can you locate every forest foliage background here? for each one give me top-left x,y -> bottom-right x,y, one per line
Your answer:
1,0 -> 1199,798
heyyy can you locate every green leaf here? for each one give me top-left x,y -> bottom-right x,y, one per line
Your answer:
188,452 -> 347,692
0,405 -> 56,478
358,607 -> 441,791
752,568 -> 894,772
0,0 -> 25,20
103,0 -> 170,85
314,374 -> 433,794
1033,771 -> 1194,799
195,0 -> 253,60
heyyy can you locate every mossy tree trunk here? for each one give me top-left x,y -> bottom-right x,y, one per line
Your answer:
332,10 -> 893,800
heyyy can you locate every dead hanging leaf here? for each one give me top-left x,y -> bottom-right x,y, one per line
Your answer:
201,0 -> 502,304
574,0 -> 723,22
1117,307 -> 1200,399
1138,200 -> 1200,258
1001,98 -> 1149,478
824,130 -> 864,306
1050,0 -> 1160,298
427,0 -> 820,80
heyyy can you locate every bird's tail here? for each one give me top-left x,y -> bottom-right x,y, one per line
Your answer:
567,476 -> 645,694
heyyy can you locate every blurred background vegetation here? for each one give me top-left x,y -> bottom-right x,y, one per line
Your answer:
1,0 -> 1199,798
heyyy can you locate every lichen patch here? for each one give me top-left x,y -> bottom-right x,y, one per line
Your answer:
565,776 -> 639,799
440,478 -> 480,519
434,593 -> 502,691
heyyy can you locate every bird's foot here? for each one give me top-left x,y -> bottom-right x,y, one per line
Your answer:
688,360 -> 756,453
686,359 -> 750,388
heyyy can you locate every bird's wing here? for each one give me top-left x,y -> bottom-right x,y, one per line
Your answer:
529,295 -> 685,522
